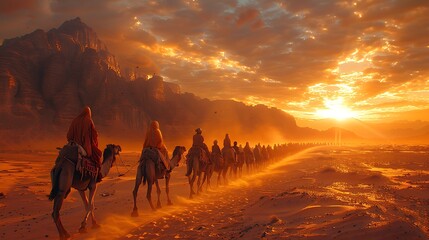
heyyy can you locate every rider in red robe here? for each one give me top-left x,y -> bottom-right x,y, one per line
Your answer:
67,106 -> 102,167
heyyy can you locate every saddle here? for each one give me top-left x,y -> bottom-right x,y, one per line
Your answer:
141,147 -> 170,178
187,146 -> 209,163
49,143 -> 98,200
57,143 -> 99,179
211,152 -> 224,171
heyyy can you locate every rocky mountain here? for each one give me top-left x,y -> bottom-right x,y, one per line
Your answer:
0,18 -> 358,149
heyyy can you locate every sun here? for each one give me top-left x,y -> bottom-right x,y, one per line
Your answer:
315,98 -> 357,120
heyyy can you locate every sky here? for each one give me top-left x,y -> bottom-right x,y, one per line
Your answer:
1,0 -> 429,122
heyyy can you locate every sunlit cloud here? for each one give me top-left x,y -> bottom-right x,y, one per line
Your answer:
1,0 -> 429,122
315,97 -> 358,120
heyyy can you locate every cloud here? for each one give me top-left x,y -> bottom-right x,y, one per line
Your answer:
1,0 -> 429,121
236,8 -> 261,26
0,0 -> 40,15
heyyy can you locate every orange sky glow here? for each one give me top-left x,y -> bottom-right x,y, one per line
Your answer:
1,0 -> 428,123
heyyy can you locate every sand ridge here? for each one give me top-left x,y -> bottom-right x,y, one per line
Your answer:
1,146 -> 429,239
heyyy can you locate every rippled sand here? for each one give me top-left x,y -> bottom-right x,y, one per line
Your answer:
1,145 -> 428,239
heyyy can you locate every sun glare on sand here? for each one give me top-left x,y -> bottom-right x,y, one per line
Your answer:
315,98 -> 357,120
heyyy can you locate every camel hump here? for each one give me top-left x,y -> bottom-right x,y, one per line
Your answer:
222,146 -> 234,155
142,147 -> 170,171
59,144 -> 79,164
187,146 -> 207,162
188,146 -> 201,156
142,147 -> 158,161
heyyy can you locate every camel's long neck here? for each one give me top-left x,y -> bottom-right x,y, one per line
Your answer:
100,155 -> 114,178
169,153 -> 181,170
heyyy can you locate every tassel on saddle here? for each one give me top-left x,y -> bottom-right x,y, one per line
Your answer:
81,158 -> 99,179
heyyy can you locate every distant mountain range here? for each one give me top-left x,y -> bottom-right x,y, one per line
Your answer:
0,17 -> 360,149
298,117 -> 429,144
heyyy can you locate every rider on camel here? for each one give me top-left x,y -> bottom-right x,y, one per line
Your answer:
212,140 -> 221,156
192,128 -> 210,156
186,128 -> 210,176
142,120 -> 170,170
233,141 -> 240,158
67,106 -> 102,167
67,106 -> 102,174
223,133 -> 232,148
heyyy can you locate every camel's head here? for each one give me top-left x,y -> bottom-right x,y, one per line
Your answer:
113,144 -> 122,155
103,144 -> 122,166
173,146 -> 187,165
99,144 -> 121,179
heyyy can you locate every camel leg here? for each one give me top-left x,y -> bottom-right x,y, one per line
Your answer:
206,170 -> 212,191
155,180 -> 162,209
217,171 -> 222,186
132,166 -> 143,217
52,167 -> 73,240
205,167 -> 212,190
78,183 -> 99,233
88,184 -> 100,229
197,171 -> 203,194
223,166 -> 229,185
146,181 -> 156,211
206,169 -> 211,191
165,173 -> 173,205
238,165 -> 243,178
52,194 -> 70,240
78,190 -> 89,233
233,165 -> 237,179
189,173 -> 196,199
200,172 -> 206,193
207,167 -> 214,189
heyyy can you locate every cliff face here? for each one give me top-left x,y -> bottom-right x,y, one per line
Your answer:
0,18 -> 339,148
0,18 -> 121,125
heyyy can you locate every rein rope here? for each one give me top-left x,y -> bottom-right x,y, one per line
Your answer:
113,153 -> 140,177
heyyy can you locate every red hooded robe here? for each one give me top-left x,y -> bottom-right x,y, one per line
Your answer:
67,106 -> 102,167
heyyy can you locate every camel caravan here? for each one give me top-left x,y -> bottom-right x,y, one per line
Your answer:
49,106 -> 318,239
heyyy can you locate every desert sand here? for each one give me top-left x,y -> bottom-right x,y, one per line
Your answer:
1,145 -> 429,239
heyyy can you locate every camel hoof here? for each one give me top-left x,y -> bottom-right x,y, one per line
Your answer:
156,204 -> 162,209
131,210 -> 139,217
92,222 -> 101,229
79,227 -> 87,233
167,201 -> 173,206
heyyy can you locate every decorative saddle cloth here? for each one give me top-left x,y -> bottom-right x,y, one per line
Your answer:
141,147 -> 170,171
58,142 -> 99,179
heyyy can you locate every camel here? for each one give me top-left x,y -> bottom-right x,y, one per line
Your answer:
244,149 -> 255,174
210,152 -> 225,186
132,146 -> 186,216
201,161 -> 214,190
49,144 -> 121,240
186,147 -> 210,198
236,148 -> 245,178
200,152 -> 222,190
221,146 -> 236,185
253,146 -> 262,170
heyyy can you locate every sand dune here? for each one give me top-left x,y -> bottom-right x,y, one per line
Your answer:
1,145 -> 428,239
